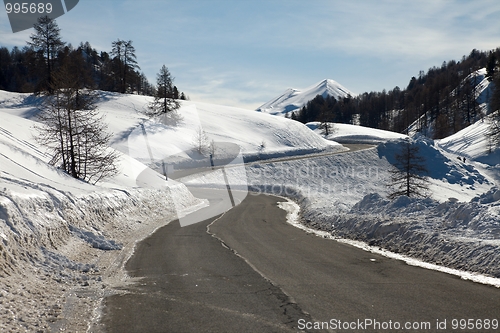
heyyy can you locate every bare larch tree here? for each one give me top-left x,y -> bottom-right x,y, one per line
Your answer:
388,139 -> 429,199
35,60 -> 119,184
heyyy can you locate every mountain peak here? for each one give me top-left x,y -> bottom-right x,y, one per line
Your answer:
256,79 -> 354,116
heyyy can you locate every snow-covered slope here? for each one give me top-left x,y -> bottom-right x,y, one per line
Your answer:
474,68 -> 495,105
306,122 -> 408,144
407,68 -> 495,138
256,79 -> 354,116
437,112 -> 500,167
98,94 -> 342,169
0,89 -> 342,331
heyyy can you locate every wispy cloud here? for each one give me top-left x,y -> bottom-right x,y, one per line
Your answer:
266,0 -> 500,60
1,0 -> 498,108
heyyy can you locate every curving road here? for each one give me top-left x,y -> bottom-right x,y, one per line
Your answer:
101,145 -> 500,332
100,190 -> 312,332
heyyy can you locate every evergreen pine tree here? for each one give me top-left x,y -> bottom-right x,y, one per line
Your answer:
28,16 -> 65,93
146,65 -> 181,124
111,39 -> 139,93
486,52 -> 497,82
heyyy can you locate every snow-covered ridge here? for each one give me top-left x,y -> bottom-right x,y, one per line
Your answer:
256,78 -> 354,116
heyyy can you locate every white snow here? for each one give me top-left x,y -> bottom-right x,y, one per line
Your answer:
0,89 -> 340,331
95,92 -> 342,168
437,112 -> 500,169
256,79 -> 355,116
1,86 -> 499,332
278,198 -> 500,288
181,129 -> 500,285
307,121 -> 408,144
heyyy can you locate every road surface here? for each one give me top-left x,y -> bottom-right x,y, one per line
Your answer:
101,190 -> 311,332
102,190 -> 500,332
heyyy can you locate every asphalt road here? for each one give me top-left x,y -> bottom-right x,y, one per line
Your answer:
102,190 -> 500,332
100,189 -> 312,333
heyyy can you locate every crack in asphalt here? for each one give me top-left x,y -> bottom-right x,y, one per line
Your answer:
206,212 -> 315,332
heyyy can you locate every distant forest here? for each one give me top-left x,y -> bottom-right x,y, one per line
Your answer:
1,26 -> 499,141
290,48 -> 500,139
0,35 -> 186,99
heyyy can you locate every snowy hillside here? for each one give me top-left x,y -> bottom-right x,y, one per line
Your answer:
0,89 -> 341,331
256,79 -> 354,116
99,95 -> 342,170
438,112 -> 500,168
474,68 -> 495,105
407,68 -> 495,138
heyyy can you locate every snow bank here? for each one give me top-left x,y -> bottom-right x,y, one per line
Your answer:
0,182 -> 201,332
278,198 -> 500,288
183,137 -> 500,283
0,88 -> 339,331
307,122 -> 407,144
305,188 -> 500,278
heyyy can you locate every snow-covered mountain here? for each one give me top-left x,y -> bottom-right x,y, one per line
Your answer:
256,79 -> 354,116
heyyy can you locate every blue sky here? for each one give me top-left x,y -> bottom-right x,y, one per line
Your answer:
1,0 -> 500,109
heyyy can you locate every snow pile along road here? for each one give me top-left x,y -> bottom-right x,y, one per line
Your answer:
0,174 -> 201,332
307,121 -> 407,144
298,136 -> 499,279
183,129 -> 500,282
306,188 -> 500,278
0,89 -> 340,331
